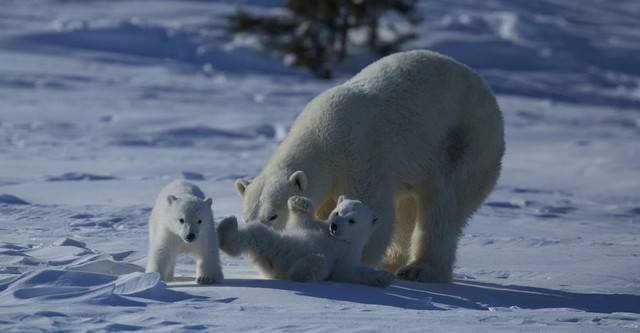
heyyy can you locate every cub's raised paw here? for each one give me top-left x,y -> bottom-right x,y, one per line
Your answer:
216,216 -> 241,255
287,195 -> 312,213
217,216 -> 238,235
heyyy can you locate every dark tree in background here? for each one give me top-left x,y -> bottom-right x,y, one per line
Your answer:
228,0 -> 422,78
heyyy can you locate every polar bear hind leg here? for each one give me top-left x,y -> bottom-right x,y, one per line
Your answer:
396,179 -> 463,283
381,196 -> 417,272
396,141 -> 502,282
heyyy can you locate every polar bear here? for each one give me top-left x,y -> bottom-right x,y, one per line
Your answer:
146,179 -> 224,284
217,196 -> 394,287
235,50 -> 505,283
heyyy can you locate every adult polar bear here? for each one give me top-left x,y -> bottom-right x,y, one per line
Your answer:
236,50 -> 505,283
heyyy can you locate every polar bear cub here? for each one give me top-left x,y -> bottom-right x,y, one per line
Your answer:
217,196 -> 394,287
146,179 -> 223,284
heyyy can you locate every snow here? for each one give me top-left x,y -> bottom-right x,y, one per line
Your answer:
0,0 -> 638,331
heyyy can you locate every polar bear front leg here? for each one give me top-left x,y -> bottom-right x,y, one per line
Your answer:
193,231 -> 224,284
396,184 -> 463,283
287,253 -> 330,282
146,232 -> 181,282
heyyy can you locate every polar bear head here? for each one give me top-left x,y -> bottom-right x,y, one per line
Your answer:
164,195 -> 214,243
235,170 -> 307,229
327,196 -> 377,246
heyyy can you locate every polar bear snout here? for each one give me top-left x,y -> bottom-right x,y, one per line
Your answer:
329,223 -> 339,236
185,233 -> 196,242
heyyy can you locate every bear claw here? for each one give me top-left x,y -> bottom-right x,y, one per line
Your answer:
196,276 -> 220,284
395,266 -> 421,281
375,271 -> 395,287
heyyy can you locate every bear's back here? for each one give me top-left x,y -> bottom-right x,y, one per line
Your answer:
264,49 -> 503,189
291,50 -> 498,144
346,50 -> 483,98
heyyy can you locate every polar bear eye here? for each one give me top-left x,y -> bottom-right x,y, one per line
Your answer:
349,219 -> 355,224
268,215 -> 278,222
197,219 -> 202,224
179,218 -> 185,224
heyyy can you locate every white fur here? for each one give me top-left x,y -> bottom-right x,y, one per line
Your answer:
146,179 -> 223,284
235,50 -> 505,283
217,196 -> 394,287
285,195 -> 329,233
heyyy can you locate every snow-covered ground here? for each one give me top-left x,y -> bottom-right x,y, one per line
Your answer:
0,0 -> 638,331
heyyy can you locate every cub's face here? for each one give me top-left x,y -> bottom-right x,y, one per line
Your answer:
165,196 -> 213,243
328,197 -> 376,245
235,170 -> 307,230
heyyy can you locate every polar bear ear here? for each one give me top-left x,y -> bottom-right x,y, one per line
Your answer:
288,170 -> 307,192
204,197 -> 213,207
235,179 -> 251,198
166,195 -> 178,206
337,195 -> 347,204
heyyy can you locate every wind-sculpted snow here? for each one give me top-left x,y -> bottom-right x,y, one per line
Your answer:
0,194 -> 29,205
9,17 -> 302,77
0,0 -> 638,331
414,0 -> 640,108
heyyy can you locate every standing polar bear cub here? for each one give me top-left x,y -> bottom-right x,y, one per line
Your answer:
217,196 -> 395,287
235,50 -> 505,283
146,179 -> 223,284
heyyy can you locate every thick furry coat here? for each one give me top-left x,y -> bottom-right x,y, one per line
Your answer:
235,50 -> 505,282
217,196 -> 394,287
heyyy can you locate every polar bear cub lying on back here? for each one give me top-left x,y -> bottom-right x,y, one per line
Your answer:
217,195 -> 394,287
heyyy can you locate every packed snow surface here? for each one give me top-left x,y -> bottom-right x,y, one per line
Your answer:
0,0 -> 638,331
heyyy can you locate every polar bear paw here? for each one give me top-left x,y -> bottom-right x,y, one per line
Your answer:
396,264 -> 451,283
371,271 -> 395,288
195,274 -> 222,285
287,195 -> 312,214
396,265 -> 421,281
217,216 -> 239,237
216,216 -> 240,256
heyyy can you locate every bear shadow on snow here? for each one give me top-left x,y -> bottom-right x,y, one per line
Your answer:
173,278 -> 640,313
420,280 -> 640,313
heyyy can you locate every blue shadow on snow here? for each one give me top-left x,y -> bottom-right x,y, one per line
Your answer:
207,278 -> 640,313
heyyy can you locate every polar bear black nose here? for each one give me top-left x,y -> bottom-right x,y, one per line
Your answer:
329,223 -> 338,233
186,233 -> 196,242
